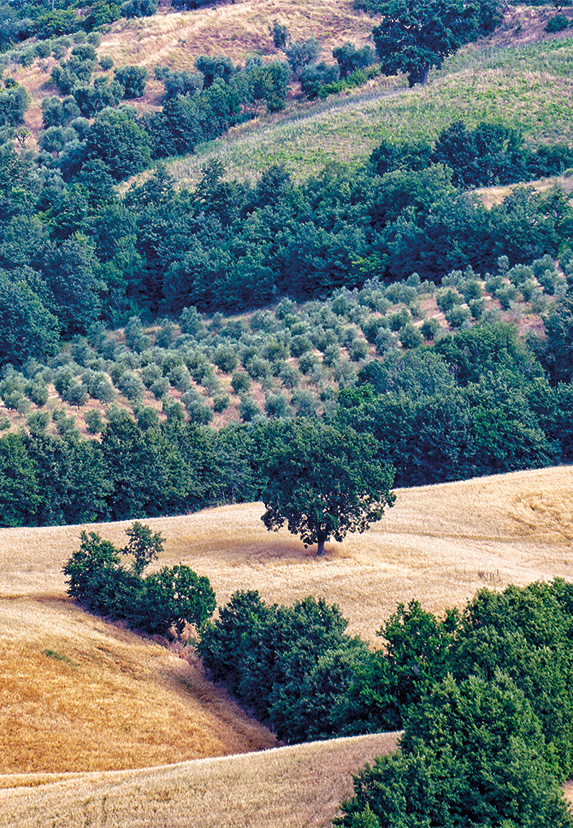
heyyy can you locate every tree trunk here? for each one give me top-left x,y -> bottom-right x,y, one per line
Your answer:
317,538 -> 326,556
420,63 -> 430,85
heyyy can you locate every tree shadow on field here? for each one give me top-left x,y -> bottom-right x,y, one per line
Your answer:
246,541 -> 340,565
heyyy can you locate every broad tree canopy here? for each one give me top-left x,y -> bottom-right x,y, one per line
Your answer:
260,419 -> 395,555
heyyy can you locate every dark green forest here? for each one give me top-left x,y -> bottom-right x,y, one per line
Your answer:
197,580 -> 573,826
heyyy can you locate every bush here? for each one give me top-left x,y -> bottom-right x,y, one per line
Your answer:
239,395 -> 261,422
265,391 -> 289,418
114,65 -> 148,99
271,19 -> 289,49
246,356 -> 271,380
285,38 -> 320,75
85,409 -> 105,433
399,323 -> 423,349
185,397 -> 213,425
420,317 -> 440,340
300,62 -> 339,99
291,389 -> 316,416
213,394 -> 229,413
231,370 -> 251,394
214,345 -> 239,373
64,525 -> 215,638
348,338 -> 368,362
546,14 -> 569,32
445,305 -> 471,329
436,287 -> 462,313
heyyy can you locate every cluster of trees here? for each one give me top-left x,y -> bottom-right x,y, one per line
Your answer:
0,0 -> 157,49
64,521 -> 216,636
32,54 -> 288,183
2,139 -> 570,365
371,121 -> 573,187
1,297 -> 573,527
356,0 -> 503,86
201,580 -> 573,825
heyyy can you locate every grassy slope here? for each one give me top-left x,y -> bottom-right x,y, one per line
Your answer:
0,596 -> 275,774
165,28 -> 573,186
9,0 -> 378,143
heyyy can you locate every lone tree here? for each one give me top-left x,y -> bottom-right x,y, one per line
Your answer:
260,420 -> 395,556
372,0 -> 482,87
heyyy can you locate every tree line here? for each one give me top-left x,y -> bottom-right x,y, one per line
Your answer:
199,580 -> 573,826
1,142 -> 572,369
1,308 -> 573,528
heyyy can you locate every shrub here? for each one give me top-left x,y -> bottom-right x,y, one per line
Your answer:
85,409 -> 105,433
26,380 -> 49,406
285,38 -> 320,75
546,14 -> 569,32
348,338 -> 368,362
291,389 -> 316,416
246,356 -> 271,380
213,394 -> 230,413
271,19 -> 289,49
445,305 -> 471,329
135,405 -> 159,430
114,65 -> 148,99
185,398 -> 213,425
150,376 -> 170,399
399,323 -> 423,349
436,287 -> 462,313
168,364 -> 191,391
239,395 -> 261,422
420,317 -> 440,340
214,345 -> 239,373
279,363 -> 300,389
117,371 -> 145,401
298,352 -> 319,374
469,298 -> 486,319
99,56 -> 114,71
388,308 -> 410,331
265,391 -> 290,418
231,370 -> 251,394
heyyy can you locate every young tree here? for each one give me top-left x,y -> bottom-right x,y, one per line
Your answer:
260,420 -> 395,555
122,520 -> 164,576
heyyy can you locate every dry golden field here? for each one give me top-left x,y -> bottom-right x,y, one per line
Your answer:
0,465 -> 572,825
0,731 -> 399,828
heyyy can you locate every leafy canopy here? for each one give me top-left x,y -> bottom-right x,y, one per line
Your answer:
260,419 -> 395,555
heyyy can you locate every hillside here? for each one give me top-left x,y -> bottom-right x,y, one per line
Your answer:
2,465 -> 571,641
0,466 -> 571,823
0,595 -> 275,774
152,8 -> 573,186
0,732 -> 399,828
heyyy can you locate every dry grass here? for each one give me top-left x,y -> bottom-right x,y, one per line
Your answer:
2,466 -> 572,643
0,597 -> 275,775
0,731 -> 399,827
0,465 -> 571,823
98,0 -> 376,68
475,172 -> 573,209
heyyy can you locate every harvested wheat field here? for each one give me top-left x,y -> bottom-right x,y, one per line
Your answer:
2,466 -> 572,641
0,731 -> 399,828
0,595 -> 275,775
0,466 -> 571,824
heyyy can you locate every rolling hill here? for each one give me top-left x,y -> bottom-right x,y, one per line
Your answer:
0,466 -> 572,823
